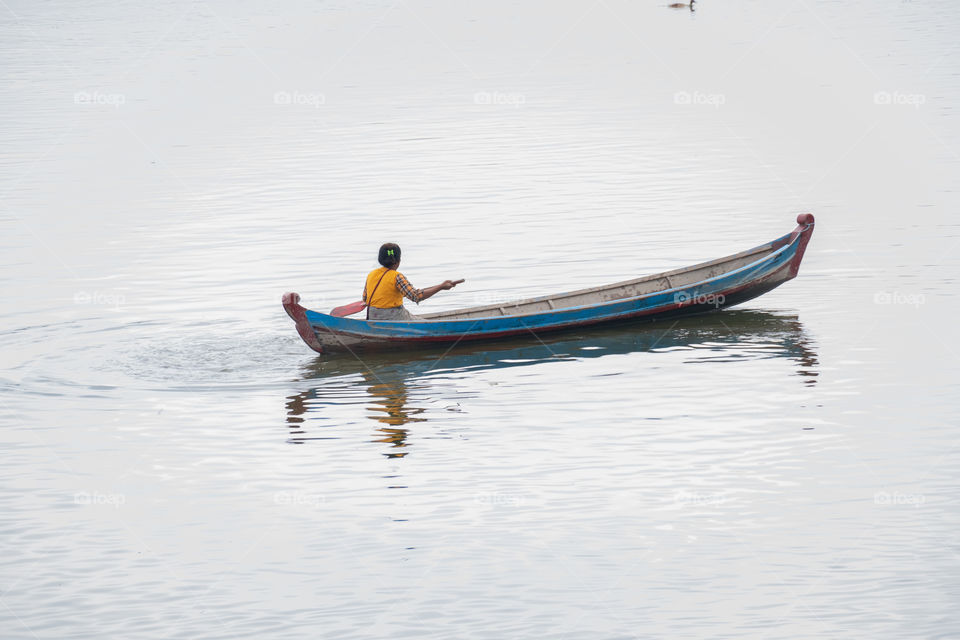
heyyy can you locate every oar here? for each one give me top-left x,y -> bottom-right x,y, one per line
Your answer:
330,300 -> 366,317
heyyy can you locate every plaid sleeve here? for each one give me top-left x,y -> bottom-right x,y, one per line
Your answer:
395,273 -> 424,304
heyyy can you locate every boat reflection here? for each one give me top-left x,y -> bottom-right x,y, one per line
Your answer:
284,310 -> 818,453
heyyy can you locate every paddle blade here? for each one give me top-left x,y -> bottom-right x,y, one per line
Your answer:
330,300 -> 366,317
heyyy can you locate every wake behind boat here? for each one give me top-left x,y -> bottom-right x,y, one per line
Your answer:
283,214 -> 815,354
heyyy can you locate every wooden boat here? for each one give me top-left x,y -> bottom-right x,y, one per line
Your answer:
283,214 -> 814,354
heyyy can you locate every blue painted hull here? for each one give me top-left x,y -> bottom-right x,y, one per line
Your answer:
283,215 -> 815,354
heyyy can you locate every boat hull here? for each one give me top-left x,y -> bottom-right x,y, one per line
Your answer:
283,214 -> 814,354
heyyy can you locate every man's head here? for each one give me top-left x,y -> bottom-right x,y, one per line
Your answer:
378,243 -> 401,269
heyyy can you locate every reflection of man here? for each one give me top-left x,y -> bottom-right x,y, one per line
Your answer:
283,370 -> 428,456
364,371 -> 426,459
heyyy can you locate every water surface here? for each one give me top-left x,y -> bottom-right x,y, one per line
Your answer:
2,1 -> 959,638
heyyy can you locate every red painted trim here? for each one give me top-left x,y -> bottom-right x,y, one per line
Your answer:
282,292 -> 325,354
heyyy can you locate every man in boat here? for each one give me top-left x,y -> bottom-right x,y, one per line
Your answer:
363,243 -> 463,320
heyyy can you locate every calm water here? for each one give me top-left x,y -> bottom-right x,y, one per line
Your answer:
2,0 -> 959,638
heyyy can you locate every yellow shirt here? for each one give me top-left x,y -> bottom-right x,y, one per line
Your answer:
364,267 -> 403,308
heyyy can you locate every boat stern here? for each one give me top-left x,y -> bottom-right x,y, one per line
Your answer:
282,292 -> 325,354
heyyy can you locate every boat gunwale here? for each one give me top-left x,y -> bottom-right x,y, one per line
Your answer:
306,225 -> 806,331
307,261 -> 796,345
419,231 -> 792,320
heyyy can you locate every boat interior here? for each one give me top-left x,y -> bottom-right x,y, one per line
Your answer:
419,237 -> 785,321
